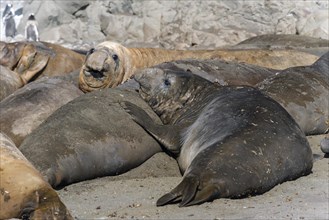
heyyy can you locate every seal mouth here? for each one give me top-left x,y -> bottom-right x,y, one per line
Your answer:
83,69 -> 106,81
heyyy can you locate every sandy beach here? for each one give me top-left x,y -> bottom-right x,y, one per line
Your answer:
58,134 -> 328,219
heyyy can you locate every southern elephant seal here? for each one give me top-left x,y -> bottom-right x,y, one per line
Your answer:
149,59 -> 276,87
78,41 -> 319,92
0,65 -> 23,101
0,41 -> 85,85
257,51 -> 329,135
0,132 -> 72,219
122,68 -> 313,207
19,88 -> 163,188
0,77 -> 83,147
233,34 -> 329,56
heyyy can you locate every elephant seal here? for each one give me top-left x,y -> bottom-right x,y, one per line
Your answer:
150,59 -> 276,87
78,41 -> 318,92
257,51 -> 329,135
19,88 -> 163,188
0,65 -> 23,101
0,132 -> 72,219
122,68 -> 313,207
320,135 -> 329,154
0,76 -> 83,147
233,34 -> 329,56
0,41 -> 85,84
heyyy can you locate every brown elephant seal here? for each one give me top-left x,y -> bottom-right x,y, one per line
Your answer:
19,88 -> 163,188
0,41 -> 85,84
0,132 -> 73,219
0,65 -> 23,101
233,34 -> 329,56
78,41 -> 319,92
122,68 -> 313,207
257,51 -> 329,135
0,76 -> 83,147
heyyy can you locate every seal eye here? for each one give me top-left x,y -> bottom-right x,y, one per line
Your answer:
87,48 -> 95,56
164,79 -> 171,86
112,54 -> 118,61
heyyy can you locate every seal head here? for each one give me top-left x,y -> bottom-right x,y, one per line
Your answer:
79,42 -> 127,92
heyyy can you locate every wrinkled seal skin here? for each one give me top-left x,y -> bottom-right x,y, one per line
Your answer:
0,133 -> 73,220
0,77 -> 83,147
0,65 -> 23,101
19,88 -> 163,188
122,68 -> 313,207
78,41 -> 319,92
0,41 -> 85,84
257,51 -> 329,135
233,34 -> 329,56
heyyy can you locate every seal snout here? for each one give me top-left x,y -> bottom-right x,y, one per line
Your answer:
83,50 -> 109,79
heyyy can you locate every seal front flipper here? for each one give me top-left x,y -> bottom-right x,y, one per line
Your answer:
121,101 -> 182,154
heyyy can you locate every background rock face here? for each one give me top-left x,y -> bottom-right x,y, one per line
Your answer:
1,0 -> 328,49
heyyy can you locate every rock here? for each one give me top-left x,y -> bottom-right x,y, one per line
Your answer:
6,0 -> 326,49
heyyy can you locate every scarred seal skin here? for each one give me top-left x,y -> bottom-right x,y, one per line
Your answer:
19,88 -> 163,188
0,132 -> 73,219
257,51 -> 329,135
78,41 -> 319,92
122,68 -> 313,207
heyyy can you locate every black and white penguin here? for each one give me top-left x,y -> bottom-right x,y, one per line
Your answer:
2,4 -> 16,38
25,13 -> 39,41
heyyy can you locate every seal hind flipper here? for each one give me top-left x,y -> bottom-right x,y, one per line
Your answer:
21,54 -> 50,84
183,184 -> 220,207
156,175 -> 199,207
121,101 -> 182,154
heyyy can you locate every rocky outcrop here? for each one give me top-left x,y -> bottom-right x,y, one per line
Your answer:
2,0 -> 328,49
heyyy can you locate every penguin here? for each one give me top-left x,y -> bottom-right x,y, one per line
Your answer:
25,13 -> 39,41
3,4 -> 16,38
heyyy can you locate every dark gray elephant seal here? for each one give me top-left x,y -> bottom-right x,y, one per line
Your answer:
151,58 -> 275,87
19,88 -> 163,188
122,68 -> 313,207
257,51 -> 329,135
0,76 -> 83,147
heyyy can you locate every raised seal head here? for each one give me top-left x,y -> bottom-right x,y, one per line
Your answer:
79,41 -> 128,92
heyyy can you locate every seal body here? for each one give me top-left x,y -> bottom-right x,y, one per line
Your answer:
257,51 -> 329,135
0,65 -> 23,101
123,68 -> 313,206
78,41 -> 319,92
233,34 -> 329,56
0,132 -> 72,219
19,88 -> 163,188
151,59 -> 275,87
0,41 -> 85,84
0,77 -> 83,147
